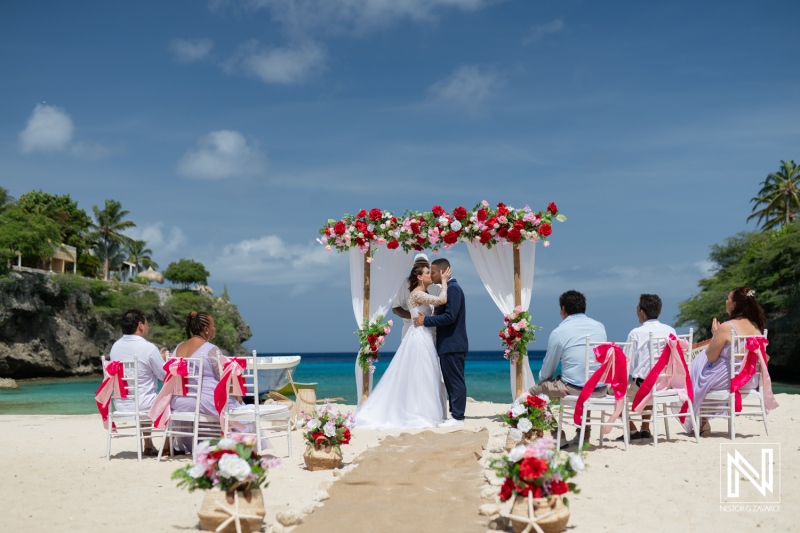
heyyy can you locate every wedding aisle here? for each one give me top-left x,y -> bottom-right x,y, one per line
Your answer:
295,429 -> 489,533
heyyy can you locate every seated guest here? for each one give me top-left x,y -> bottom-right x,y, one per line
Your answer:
170,310 -> 245,452
528,290 -> 607,446
686,287 -> 766,435
109,309 -> 167,454
619,294 -> 676,442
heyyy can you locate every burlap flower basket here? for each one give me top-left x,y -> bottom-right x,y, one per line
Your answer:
303,444 -> 343,471
504,429 -> 545,451
509,494 -> 569,533
198,490 -> 265,533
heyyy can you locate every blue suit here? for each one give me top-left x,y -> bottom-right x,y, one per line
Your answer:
423,278 -> 468,420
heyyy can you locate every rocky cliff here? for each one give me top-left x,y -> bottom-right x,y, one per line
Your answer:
0,270 -> 252,379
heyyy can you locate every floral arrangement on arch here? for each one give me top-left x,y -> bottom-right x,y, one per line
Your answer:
490,437 -> 586,504
502,391 -> 559,444
499,306 -> 541,364
171,434 -> 281,493
318,201 -> 566,254
296,402 -> 356,451
355,315 -> 392,372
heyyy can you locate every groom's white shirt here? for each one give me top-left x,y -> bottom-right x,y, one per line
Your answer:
393,283 -> 441,338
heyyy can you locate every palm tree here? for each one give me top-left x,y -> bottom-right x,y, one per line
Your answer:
748,160 -> 800,230
0,186 -> 14,212
126,239 -> 154,275
86,199 -> 136,280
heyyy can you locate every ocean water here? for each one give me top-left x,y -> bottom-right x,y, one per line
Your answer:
2,350 -> 798,415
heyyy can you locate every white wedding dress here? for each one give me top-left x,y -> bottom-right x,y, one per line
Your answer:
355,289 -> 447,429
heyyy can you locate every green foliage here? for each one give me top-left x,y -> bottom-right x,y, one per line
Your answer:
164,259 -> 210,289
125,239 -> 154,274
676,222 -> 800,375
748,160 -> 800,230
77,253 -> 102,278
0,207 -> 63,269
16,190 -> 91,250
0,186 -> 14,212
130,275 -> 149,285
86,199 -> 136,280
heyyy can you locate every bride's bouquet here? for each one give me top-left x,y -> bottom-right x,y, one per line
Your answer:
502,391 -> 559,445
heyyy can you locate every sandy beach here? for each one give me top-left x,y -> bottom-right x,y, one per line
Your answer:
1,395 -> 797,533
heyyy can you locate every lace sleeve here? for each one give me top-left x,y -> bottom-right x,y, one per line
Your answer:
408,288 -> 447,308
207,345 -> 222,380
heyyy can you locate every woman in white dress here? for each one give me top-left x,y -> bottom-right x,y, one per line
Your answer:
355,264 -> 451,429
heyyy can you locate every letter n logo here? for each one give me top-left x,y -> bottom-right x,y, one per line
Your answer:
727,449 -> 773,498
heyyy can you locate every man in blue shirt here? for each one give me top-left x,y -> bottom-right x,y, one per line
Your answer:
528,290 -> 607,446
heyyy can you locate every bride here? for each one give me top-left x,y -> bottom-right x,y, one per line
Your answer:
354,263 -> 451,429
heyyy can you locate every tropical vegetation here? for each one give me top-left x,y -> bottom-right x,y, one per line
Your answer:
747,159 -> 800,230
85,199 -> 136,280
164,259 -> 210,289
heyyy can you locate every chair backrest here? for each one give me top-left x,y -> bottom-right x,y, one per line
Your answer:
179,356 -> 205,419
100,356 -> 139,400
729,329 -> 768,385
648,328 -> 693,379
583,337 -> 633,382
221,351 -> 260,401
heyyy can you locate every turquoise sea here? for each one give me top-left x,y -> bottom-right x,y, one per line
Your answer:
2,350 -> 798,415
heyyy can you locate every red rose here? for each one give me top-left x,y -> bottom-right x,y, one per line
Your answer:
410,222 -> 421,234
519,457 -> 548,480
539,223 -> 552,237
549,480 -> 569,495
477,209 -> 487,222
370,344 -> 378,353
387,240 -> 399,250
499,331 -> 506,339
414,245 -> 423,251
340,428 -> 351,445
514,220 -> 525,230
497,203 -> 509,216
498,227 -> 509,239
526,395 -> 546,408
355,220 -> 367,232
333,221 -> 346,235
486,216 -> 497,228
506,327 -> 516,339
547,202 -> 558,214
516,482 -> 543,499
416,237 -> 426,245
369,208 -> 382,221
453,206 -> 467,220
208,449 -> 238,461
479,231 -> 492,244
507,228 -> 522,243
356,209 -> 367,218
432,205 -> 445,217
499,478 -> 515,502
443,231 -> 458,244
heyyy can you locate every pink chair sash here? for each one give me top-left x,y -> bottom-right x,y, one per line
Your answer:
573,343 -> 628,434
148,358 -> 189,429
731,337 -> 778,414
214,356 -> 247,429
95,360 -> 128,429
632,335 -> 694,423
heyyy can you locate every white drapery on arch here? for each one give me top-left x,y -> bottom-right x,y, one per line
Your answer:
466,240 -> 538,400
350,247 -> 415,404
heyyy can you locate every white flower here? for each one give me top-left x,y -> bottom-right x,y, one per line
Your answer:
294,418 -> 306,430
218,454 -> 252,481
189,464 -> 207,479
569,453 -> 585,473
216,437 -> 237,450
537,393 -> 550,403
323,420 -> 337,438
306,418 -> 321,431
450,220 -> 462,231
328,408 -> 339,418
510,403 -> 527,418
517,418 -> 533,433
344,414 -> 356,429
195,441 -> 211,454
515,391 -> 530,403
508,444 -> 526,463
367,224 -> 374,232
438,216 -> 448,225
509,428 -> 523,443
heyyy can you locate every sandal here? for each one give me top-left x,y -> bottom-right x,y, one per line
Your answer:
699,419 -> 711,436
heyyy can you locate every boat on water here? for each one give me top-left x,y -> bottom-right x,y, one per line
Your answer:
253,355 -> 301,395
276,381 -> 318,396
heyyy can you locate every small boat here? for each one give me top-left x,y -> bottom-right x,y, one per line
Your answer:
276,381 -> 318,396
253,355 -> 301,395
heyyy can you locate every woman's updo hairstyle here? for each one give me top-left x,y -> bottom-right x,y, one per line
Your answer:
728,287 -> 766,333
407,263 -> 428,292
186,310 -> 212,339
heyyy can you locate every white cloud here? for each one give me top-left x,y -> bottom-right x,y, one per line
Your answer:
170,38 -> 214,63
210,0 -> 494,37
19,104 -> 74,153
429,65 -> 503,110
176,130 -> 268,180
523,18 -> 564,44
127,223 -> 187,254
225,40 -> 325,85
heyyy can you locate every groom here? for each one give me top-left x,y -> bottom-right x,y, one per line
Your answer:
413,258 -> 468,428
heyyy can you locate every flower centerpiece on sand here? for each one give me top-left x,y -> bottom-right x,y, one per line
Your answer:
502,392 -> 559,450
171,434 -> 281,533
491,438 -> 586,533
295,402 -> 356,470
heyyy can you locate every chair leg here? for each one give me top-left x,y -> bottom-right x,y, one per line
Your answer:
729,397 -> 735,441
578,415 -> 587,449
106,418 -> 113,461
556,406 -> 564,450
157,423 -> 169,462
653,404 -> 659,449
287,419 -> 292,457
599,411 -> 605,447
760,395 -> 771,436
688,402 -> 700,443
621,405 -> 629,452
663,404 -> 671,441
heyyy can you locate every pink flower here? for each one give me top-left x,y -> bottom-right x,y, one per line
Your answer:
482,200 -> 489,207
384,327 -> 390,334
378,335 -> 385,343
515,305 -> 523,312
498,216 -> 508,225
325,245 -> 332,251
544,241 -> 550,247
387,320 -> 393,327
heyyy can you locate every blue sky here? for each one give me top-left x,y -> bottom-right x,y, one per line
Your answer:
2,1 -> 799,354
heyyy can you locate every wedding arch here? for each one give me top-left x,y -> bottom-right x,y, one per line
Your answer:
317,202 -> 566,404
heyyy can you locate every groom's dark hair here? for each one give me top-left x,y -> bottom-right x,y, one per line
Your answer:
431,258 -> 450,270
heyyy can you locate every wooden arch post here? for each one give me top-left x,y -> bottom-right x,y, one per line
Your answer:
361,249 -> 371,404
513,246 -> 523,398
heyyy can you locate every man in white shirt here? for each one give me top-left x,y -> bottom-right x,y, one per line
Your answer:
620,294 -> 676,441
392,253 -> 441,338
109,309 -> 167,454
